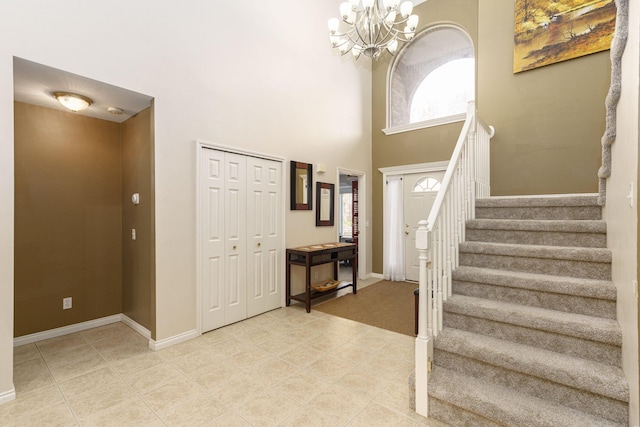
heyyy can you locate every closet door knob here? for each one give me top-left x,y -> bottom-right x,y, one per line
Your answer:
258,243 -> 261,247
232,245 -> 237,250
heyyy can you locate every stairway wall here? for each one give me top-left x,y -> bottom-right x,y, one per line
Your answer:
599,1 -> 640,421
477,1 -> 609,196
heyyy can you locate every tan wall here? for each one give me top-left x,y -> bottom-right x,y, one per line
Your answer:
14,102 -> 123,336
371,0 -> 478,273
478,0 -> 609,196
122,107 -> 155,336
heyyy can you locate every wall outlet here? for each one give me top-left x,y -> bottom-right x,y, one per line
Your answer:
63,297 -> 72,310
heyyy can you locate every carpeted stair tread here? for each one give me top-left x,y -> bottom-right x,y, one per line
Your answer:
452,266 -> 616,300
459,241 -> 611,263
443,294 -> 621,345
466,218 -> 606,233
434,328 -> 629,402
475,195 -> 602,220
428,366 -> 624,427
476,195 -> 599,208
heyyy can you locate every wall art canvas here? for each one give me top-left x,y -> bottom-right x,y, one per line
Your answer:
513,0 -> 616,73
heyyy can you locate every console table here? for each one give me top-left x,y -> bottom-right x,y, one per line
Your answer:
285,242 -> 357,313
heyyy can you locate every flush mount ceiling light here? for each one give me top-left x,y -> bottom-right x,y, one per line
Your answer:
52,91 -> 93,112
328,0 -> 419,60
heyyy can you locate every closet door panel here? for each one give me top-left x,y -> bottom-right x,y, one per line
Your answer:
201,150 -> 226,332
224,153 -> 247,325
247,157 -> 282,317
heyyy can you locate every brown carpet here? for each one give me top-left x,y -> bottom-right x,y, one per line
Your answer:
314,280 -> 417,337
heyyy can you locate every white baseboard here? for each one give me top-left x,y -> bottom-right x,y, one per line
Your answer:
13,314 -> 199,353
0,387 -> 16,405
371,272 -> 384,279
120,314 -> 151,340
149,329 -> 200,351
13,315 -> 122,347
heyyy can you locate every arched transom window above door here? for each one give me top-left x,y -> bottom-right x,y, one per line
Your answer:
413,176 -> 441,192
384,25 -> 475,135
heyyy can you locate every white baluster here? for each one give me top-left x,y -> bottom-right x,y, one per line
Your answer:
416,220 -> 429,339
415,220 -> 431,417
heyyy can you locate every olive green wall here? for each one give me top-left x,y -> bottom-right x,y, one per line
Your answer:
122,107 -> 155,337
14,102 -> 123,336
478,0 -> 610,196
372,0 -> 478,274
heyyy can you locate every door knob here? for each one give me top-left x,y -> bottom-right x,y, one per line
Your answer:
233,245 -> 237,250
258,243 -> 261,247
405,231 -> 409,235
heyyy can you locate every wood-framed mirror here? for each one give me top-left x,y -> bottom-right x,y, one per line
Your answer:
316,182 -> 334,226
290,160 -> 313,210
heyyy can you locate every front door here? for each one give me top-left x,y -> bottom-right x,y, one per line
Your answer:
403,171 -> 444,282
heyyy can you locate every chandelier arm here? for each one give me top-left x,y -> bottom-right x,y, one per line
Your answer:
371,1 -> 385,46
351,13 -> 372,48
374,6 -> 415,46
383,27 -> 413,43
374,25 -> 394,46
379,15 -> 414,42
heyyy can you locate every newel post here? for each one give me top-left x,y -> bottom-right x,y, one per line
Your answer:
415,220 -> 432,417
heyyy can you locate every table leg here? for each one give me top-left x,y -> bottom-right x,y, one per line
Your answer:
352,253 -> 358,294
305,258 -> 311,313
285,258 -> 291,306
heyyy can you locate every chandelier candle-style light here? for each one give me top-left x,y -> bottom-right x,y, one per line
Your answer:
328,0 -> 419,60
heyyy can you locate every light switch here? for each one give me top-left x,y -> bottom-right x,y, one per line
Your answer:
131,229 -> 136,240
131,193 -> 140,205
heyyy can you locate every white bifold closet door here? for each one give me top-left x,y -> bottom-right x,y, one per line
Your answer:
201,148 -> 282,333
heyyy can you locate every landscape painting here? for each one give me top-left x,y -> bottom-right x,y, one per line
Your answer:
513,0 -> 616,73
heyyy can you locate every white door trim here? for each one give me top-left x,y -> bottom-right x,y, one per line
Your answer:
378,161 -> 449,177
195,140 -> 285,335
378,161 -> 448,280
337,167 -> 368,280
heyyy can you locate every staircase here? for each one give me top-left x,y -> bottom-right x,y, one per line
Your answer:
427,195 -> 630,426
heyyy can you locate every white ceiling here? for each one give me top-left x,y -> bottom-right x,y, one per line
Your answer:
13,57 -> 153,123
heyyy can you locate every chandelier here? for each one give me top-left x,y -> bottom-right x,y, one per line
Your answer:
328,0 -> 419,60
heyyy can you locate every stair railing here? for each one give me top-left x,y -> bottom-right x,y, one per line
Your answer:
414,101 -> 494,417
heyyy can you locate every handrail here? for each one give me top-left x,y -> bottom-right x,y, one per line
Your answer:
414,101 -> 494,417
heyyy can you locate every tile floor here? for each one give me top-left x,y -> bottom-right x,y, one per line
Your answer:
6,304 -> 448,426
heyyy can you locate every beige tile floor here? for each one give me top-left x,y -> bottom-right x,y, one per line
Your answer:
6,304 -> 448,426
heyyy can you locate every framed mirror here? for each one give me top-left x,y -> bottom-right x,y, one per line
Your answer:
290,161 -> 313,210
316,182 -> 335,226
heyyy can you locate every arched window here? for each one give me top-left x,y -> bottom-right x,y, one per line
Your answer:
413,177 -> 441,192
385,25 -> 475,134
